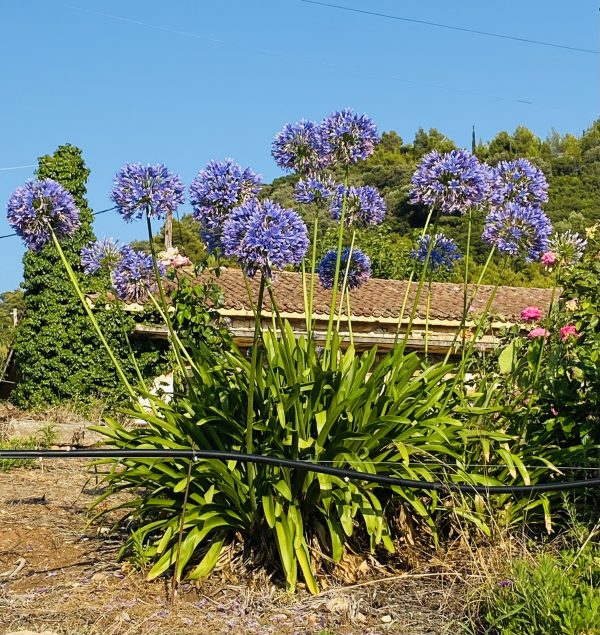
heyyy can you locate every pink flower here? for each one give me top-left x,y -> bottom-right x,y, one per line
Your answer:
550,406 -> 559,416
520,306 -> 542,322
528,327 -> 549,339
560,324 -> 579,342
541,251 -> 557,267
158,247 -> 192,269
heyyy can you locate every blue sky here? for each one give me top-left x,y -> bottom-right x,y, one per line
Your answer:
1,0 -> 598,291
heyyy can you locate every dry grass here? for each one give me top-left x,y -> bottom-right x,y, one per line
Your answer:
0,460 -> 470,635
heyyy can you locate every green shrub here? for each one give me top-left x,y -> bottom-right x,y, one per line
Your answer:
467,541 -> 600,634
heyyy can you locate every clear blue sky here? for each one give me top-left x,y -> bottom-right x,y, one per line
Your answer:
1,0 -> 598,291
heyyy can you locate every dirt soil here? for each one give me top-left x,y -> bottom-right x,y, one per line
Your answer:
0,461 -> 466,635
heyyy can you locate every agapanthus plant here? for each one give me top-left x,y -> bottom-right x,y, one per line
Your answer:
222,199 -> 309,277
320,109 -> 378,166
318,247 -> 371,290
330,185 -> 386,226
410,233 -> 462,271
409,149 -> 490,215
272,120 -> 329,174
80,238 -> 125,275
110,163 -> 185,222
490,158 -> 548,209
7,179 -> 80,251
549,230 -> 587,266
112,247 -> 165,304
482,202 -> 552,262
189,159 -> 261,253
294,176 -> 336,205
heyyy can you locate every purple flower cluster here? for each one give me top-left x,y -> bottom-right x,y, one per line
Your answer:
318,247 -> 371,290
80,238 -> 124,275
222,199 -> 309,277
110,163 -> 185,222
549,230 -> 587,265
490,159 -> 548,209
409,149 -> 490,215
272,109 -> 378,174
410,233 -> 462,271
271,120 -> 328,174
330,185 -> 386,226
189,159 -> 262,253
320,109 -> 379,166
294,176 -> 336,205
7,179 -> 80,251
482,202 -> 552,262
112,247 -> 165,304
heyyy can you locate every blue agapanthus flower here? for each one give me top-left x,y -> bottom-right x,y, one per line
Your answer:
110,163 -> 185,222
409,149 -> 490,215
482,202 -> 552,262
330,185 -> 386,226
318,247 -> 371,290
294,176 -> 336,205
111,247 -> 165,304
272,119 -> 329,174
7,179 -> 80,251
490,159 -> 548,208
222,199 -> 309,277
189,159 -> 262,253
81,238 -> 124,275
320,109 -> 379,166
410,233 -> 462,271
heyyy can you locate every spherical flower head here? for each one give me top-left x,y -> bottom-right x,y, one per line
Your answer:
410,233 -> 462,271
520,306 -> 542,322
409,149 -> 490,215
490,159 -> 548,208
271,120 -> 329,174
157,246 -> 192,269
318,247 -> 371,290
320,109 -> 378,166
112,248 -> 165,304
189,159 -> 262,253
564,298 -> 579,312
110,163 -> 185,222
330,185 -> 386,227
294,176 -> 336,206
528,327 -> 549,339
81,238 -> 125,275
222,199 -> 309,277
560,324 -> 580,342
7,179 -> 80,251
482,202 -> 552,262
549,230 -> 587,266
541,251 -> 557,267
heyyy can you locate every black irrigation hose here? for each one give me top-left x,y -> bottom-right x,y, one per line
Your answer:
1,448 -> 599,495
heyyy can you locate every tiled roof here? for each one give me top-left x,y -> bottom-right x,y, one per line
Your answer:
201,269 -> 555,322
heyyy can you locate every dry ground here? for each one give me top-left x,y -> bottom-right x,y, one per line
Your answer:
0,460 -> 469,635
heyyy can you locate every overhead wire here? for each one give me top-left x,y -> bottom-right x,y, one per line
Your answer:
299,0 -> 600,55
0,206 -> 118,240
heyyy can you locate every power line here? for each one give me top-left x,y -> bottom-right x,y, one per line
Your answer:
0,206 -> 118,240
0,164 -> 37,172
300,0 -> 600,55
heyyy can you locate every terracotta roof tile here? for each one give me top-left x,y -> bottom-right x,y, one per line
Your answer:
200,269 -> 554,322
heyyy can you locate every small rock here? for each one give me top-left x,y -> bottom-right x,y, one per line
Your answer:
326,596 -> 351,614
381,614 -> 392,623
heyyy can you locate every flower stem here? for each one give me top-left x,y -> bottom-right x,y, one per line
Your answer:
246,273 -> 266,514
306,208 -> 320,338
461,208 -> 473,359
324,167 -> 349,366
49,229 -> 136,399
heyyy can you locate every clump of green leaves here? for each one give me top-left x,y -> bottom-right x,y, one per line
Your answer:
466,539 -> 600,634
